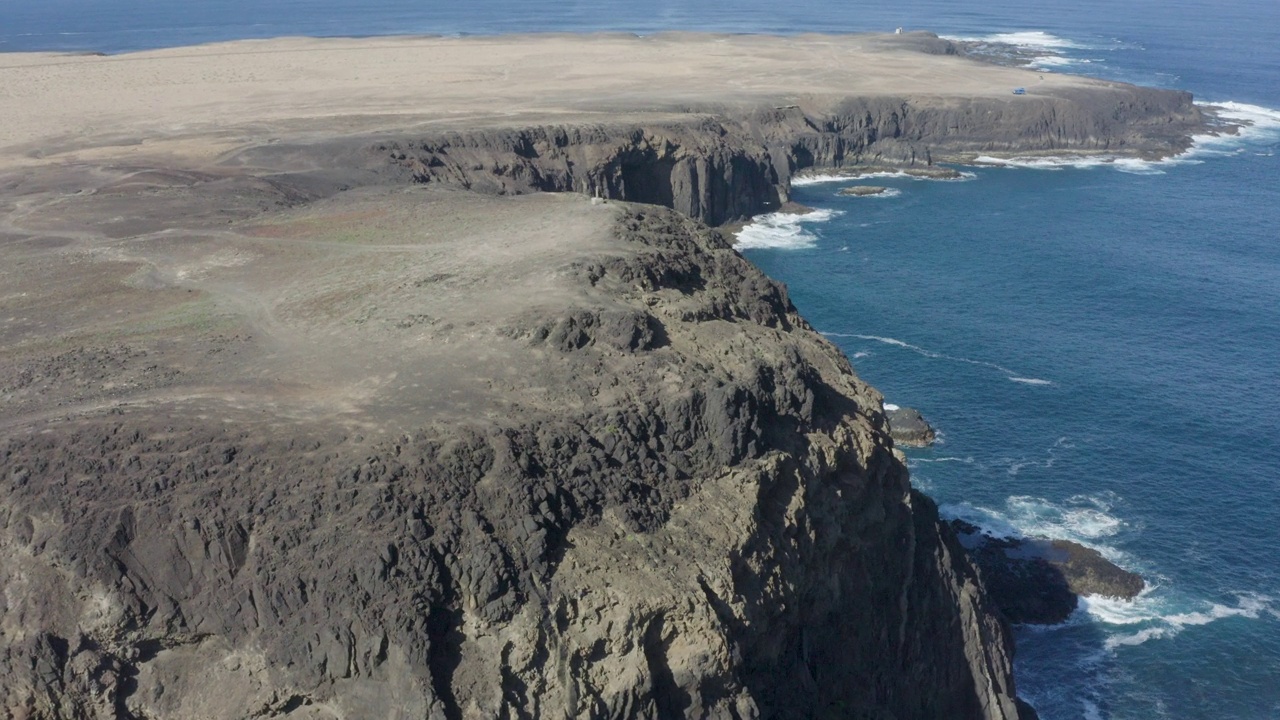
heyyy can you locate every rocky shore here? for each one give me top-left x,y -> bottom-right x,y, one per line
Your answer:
885,407 -> 939,446
0,32 -> 1211,719
951,521 -> 1146,625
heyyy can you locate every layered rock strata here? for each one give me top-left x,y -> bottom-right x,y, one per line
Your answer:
350,83 -> 1205,226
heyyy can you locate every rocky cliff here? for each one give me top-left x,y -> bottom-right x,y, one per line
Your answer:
0,36 -> 1215,718
1,197 -> 1032,718
356,85 -> 1204,225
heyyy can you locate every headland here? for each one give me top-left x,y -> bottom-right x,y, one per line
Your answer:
0,32 -> 1211,719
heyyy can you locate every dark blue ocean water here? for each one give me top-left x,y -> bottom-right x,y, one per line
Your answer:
4,2 -> 1278,718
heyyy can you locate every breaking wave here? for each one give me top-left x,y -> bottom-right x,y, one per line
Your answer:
1088,592 -> 1276,651
792,170 -> 975,186
733,208 -> 842,250
971,101 -> 1280,174
942,493 -> 1276,655
943,30 -> 1087,50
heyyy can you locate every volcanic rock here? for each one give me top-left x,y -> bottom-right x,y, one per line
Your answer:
951,520 -> 1146,625
838,185 -> 891,196
886,406 -> 938,446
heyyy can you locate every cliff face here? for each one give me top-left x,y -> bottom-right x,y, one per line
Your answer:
367,86 -> 1204,225
1,197 -> 1025,718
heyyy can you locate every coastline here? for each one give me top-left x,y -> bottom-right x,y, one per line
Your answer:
0,31 -> 1221,719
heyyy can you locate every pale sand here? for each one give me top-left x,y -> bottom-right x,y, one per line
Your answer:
0,32 -> 1090,167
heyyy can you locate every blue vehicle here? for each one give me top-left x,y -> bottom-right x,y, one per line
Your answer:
1013,87 -> 1027,95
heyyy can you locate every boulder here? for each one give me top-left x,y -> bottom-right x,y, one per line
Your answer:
838,185 -> 890,196
885,406 -> 937,446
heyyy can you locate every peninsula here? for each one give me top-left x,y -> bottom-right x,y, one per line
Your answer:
0,32 -> 1207,719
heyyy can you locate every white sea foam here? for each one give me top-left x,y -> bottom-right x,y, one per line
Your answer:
733,208 -> 842,250
823,332 -> 1052,385
941,477 -> 1277,653
1088,592 -> 1275,650
1194,101 -> 1280,149
852,351 -> 869,358
792,170 -> 975,186
1081,700 -> 1105,720
791,173 -> 854,186
944,30 -> 1086,51
940,490 -> 1127,549
911,456 -> 976,464
1004,494 -> 1125,542
973,154 -> 1161,173
941,30 -> 1096,73
971,100 -> 1280,174
882,403 -> 900,411
939,503 -> 1023,539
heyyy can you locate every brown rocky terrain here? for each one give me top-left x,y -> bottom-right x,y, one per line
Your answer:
0,32 -> 1213,719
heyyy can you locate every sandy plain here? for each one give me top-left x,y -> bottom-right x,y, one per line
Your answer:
0,32 -> 1093,167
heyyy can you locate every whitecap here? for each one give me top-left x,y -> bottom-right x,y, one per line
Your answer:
793,170 -> 975,186
1009,376 -> 1054,385
1081,699 -> 1105,720
822,332 -> 1052,383
791,173 -> 854,186
733,208 -> 842,250
1003,494 -> 1125,543
852,351 -> 869,358
943,30 -> 1086,51
1192,101 -> 1280,152
939,490 -> 1128,550
948,488 -> 1278,652
1028,55 -> 1096,71
973,153 -> 1180,174
1087,592 -> 1275,650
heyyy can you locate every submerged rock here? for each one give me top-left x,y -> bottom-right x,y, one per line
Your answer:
885,406 -> 938,446
951,520 -> 1146,625
838,185 -> 890,196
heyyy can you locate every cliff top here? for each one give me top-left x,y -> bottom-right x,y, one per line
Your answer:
0,31 -> 1109,168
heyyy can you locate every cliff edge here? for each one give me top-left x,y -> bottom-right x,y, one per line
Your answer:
0,31 -> 1215,719
2,192 -> 1025,719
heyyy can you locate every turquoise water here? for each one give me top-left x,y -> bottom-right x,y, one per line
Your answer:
4,2 -> 1278,718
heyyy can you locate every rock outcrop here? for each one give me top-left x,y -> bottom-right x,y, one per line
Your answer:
885,407 -> 939,447
950,520 -> 1146,625
837,186 -> 891,197
230,79 -> 1208,227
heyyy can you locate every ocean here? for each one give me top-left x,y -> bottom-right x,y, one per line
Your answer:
3,2 -> 1277,718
